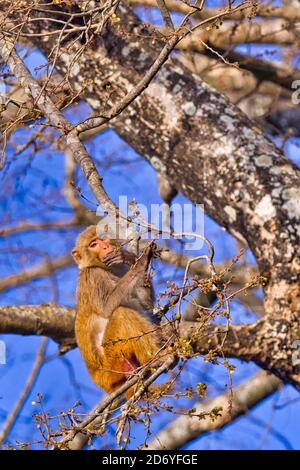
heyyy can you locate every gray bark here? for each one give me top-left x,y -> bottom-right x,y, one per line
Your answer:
147,370 -> 281,450
1,2 -> 300,388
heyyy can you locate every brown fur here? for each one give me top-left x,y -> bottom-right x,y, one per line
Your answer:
72,226 -> 161,398
76,306 -> 159,397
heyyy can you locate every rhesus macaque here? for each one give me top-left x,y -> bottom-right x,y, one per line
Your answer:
72,226 -> 162,398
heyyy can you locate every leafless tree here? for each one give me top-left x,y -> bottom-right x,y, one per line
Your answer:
0,0 -> 299,450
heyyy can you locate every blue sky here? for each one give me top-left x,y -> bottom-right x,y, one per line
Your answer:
0,0 -> 300,450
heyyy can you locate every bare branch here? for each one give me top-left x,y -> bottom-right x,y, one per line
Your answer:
0,338 -> 48,446
0,303 -> 299,388
156,0 -> 174,31
0,29 -> 122,226
58,356 -> 175,449
177,41 -> 300,92
0,304 -> 75,347
0,255 -> 73,294
147,370 -> 282,450
129,0 -> 300,22
75,1 -> 250,134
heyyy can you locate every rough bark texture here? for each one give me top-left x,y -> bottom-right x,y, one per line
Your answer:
0,305 -> 75,347
0,305 -> 293,383
1,3 -> 300,388
0,305 -> 257,359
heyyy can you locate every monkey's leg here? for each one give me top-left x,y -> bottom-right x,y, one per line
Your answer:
106,308 -> 161,366
94,307 -> 165,398
90,362 -> 126,395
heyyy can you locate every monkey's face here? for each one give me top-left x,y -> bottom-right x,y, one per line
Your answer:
72,226 -> 114,269
88,236 -> 113,259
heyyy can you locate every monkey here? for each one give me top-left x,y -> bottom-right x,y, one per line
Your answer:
101,235 -> 156,321
72,226 -> 163,398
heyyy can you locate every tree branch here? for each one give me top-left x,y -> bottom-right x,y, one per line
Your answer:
128,0 -> 300,22
146,370 -> 282,450
0,304 -> 75,347
0,303 -> 299,388
0,338 -> 48,446
0,28 -> 124,229
0,255 -> 73,294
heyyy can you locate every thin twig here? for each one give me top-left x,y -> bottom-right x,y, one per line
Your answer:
0,338 -> 48,446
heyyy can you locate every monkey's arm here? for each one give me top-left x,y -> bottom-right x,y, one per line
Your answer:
103,246 -> 137,268
101,244 -> 153,319
103,244 -> 155,316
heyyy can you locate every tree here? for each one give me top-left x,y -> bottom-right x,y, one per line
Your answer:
0,0 -> 299,450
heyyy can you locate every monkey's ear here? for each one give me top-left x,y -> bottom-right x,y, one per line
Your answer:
71,248 -> 81,265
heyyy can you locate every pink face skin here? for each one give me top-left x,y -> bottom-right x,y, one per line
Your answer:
88,237 -> 113,260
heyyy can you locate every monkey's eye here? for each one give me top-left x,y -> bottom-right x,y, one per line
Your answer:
89,240 -> 98,248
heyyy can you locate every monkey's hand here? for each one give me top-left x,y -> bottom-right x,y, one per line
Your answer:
135,242 -> 156,273
103,248 -> 125,268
